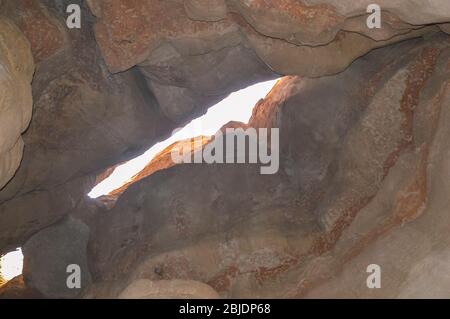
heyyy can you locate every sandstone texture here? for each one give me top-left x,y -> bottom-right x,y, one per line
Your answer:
0,1 -> 175,252
0,17 -> 34,189
1,0 -> 450,299
87,0 -> 439,122
22,217 -> 91,298
96,135 -> 211,207
118,279 -> 220,299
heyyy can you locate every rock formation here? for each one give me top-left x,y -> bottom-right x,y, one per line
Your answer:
117,279 -> 220,299
1,0 -> 450,299
23,217 -> 92,298
0,18 -> 34,189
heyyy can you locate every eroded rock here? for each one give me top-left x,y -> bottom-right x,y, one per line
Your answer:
0,275 -> 43,299
0,18 -> 34,189
0,3 -> 175,252
184,0 -> 227,22
1,0 -> 450,300
84,0 -> 444,124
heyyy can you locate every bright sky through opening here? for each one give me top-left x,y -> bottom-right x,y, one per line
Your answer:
0,248 -> 24,281
88,79 -> 279,199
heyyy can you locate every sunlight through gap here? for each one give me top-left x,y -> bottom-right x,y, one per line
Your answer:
88,79 -> 279,199
0,248 -> 24,282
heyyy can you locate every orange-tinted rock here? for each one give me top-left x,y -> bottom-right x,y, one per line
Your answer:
97,136 -> 211,207
87,0 -> 439,122
2,0 -> 450,300
118,279 -> 219,299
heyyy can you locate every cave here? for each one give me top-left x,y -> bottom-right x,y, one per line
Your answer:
2,0 -> 450,301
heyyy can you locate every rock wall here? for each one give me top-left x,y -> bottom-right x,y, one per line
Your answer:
22,217 -> 91,298
87,0 -> 439,122
0,1 -> 174,252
